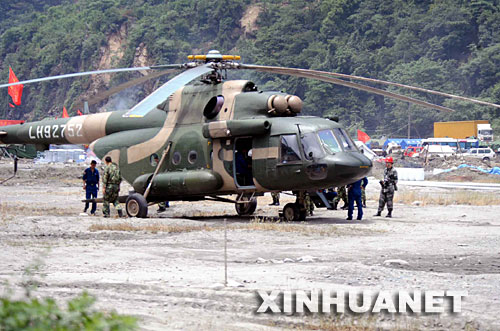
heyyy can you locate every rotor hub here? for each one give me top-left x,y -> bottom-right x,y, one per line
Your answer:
187,50 -> 241,83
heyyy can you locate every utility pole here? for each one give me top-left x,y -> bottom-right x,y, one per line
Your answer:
224,218 -> 227,287
407,104 -> 411,139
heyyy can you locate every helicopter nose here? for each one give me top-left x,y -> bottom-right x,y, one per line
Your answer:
323,152 -> 372,186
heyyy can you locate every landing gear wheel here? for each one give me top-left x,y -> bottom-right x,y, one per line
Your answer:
235,197 -> 257,216
126,193 -> 148,218
283,203 -> 300,222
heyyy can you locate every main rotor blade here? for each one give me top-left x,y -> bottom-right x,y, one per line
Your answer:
75,69 -> 178,109
0,64 -> 183,88
124,64 -> 214,118
241,64 -> 500,110
241,65 -> 454,112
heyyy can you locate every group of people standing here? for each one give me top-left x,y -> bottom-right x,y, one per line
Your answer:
82,156 -> 123,218
339,157 -> 398,220
267,157 -> 398,221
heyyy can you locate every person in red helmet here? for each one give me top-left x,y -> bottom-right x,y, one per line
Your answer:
374,157 -> 398,218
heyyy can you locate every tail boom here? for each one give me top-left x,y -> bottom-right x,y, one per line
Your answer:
0,112 -> 112,145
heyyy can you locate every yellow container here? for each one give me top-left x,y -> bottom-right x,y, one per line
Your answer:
434,120 -> 489,139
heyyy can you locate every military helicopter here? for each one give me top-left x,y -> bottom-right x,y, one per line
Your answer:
1,50 -> 499,221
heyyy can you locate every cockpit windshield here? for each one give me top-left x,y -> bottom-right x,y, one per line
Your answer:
301,133 -> 326,160
280,134 -> 302,163
318,130 -> 342,154
334,128 -> 357,151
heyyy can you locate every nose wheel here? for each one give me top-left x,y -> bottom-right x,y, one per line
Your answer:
235,196 -> 257,216
283,203 -> 300,222
126,193 -> 148,218
282,191 -> 308,222
283,203 -> 307,222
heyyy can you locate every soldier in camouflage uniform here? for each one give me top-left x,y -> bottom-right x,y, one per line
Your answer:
157,201 -> 170,212
375,157 -> 398,218
102,156 -> 123,218
333,186 -> 348,210
304,193 -> 314,216
270,192 -> 280,206
154,154 -> 170,212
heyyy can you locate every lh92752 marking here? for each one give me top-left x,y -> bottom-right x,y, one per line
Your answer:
28,123 -> 82,140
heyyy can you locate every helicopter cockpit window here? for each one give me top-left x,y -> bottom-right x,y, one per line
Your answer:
318,130 -> 342,154
280,134 -> 302,163
334,128 -> 357,151
301,133 -> 325,160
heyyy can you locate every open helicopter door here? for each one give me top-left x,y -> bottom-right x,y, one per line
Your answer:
233,137 -> 255,189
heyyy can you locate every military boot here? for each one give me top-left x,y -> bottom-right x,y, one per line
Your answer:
386,209 -> 392,218
374,210 -> 381,217
118,209 -> 124,218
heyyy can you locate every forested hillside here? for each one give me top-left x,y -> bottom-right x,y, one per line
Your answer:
1,0 -> 499,138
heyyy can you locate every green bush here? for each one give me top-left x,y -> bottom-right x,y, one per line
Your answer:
0,292 -> 137,331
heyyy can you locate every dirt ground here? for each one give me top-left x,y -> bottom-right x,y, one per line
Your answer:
1,161 -> 500,330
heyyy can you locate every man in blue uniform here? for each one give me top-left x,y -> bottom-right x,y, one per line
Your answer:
347,177 -> 368,221
83,160 -> 99,215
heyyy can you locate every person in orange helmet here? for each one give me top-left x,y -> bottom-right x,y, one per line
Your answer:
374,157 -> 398,218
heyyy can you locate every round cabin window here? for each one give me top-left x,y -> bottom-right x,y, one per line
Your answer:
150,154 -> 159,167
188,151 -> 198,164
172,152 -> 181,165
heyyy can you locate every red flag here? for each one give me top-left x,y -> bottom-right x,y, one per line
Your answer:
357,130 -> 371,143
8,67 -> 24,106
9,103 -> 15,108
77,109 -> 83,116
62,106 -> 69,118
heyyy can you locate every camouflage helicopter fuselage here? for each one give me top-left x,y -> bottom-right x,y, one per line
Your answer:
0,79 -> 372,203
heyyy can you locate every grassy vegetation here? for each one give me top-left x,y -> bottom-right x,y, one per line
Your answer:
0,255 -> 138,331
89,222 -> 220,234
393,190 -> 499,206
0,292 -> 137,331
89,219 -> 381,236
367,189 -> 500,206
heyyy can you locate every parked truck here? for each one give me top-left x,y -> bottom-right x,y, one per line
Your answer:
434,120 -> 493,142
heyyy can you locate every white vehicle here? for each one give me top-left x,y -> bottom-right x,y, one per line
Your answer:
477,123 -> 494,142
421,137 -> 481,153
355,141 -> 378,160
421,144 -> 456,158
386,142 -> 402,155
421,138 -> 459,151
464,147 -> 496,162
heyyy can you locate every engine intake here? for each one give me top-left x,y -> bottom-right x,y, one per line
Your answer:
267,94 -> 302,116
